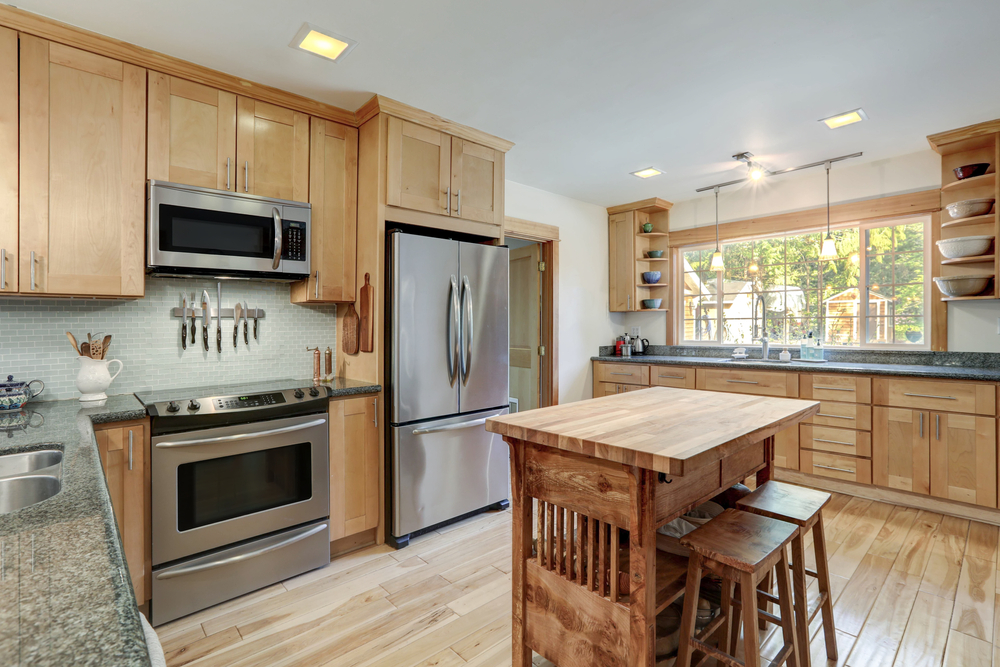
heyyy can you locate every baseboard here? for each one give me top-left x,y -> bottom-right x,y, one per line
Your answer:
330,528 -> 377,560
776,468 -> 1000,527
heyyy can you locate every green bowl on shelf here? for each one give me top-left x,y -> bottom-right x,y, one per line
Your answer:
642,223 -> 654,233
641,298 -> 662,309
645,250 -> 664,258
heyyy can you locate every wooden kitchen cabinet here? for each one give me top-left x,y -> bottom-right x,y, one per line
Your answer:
873,407 -> 930,495
329,394 -> 380,541
94,420 -> 149,605
291,118 -> 359,303
606,199 -> 672,313
19,36 -> 146,297
608,211 -> 636,312
0,26 -> 15,294
237,97 -> 310,201
449,137 -> 503,225
929,412 -> 997,508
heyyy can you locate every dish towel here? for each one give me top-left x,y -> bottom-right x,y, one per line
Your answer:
140,613 -> 167,667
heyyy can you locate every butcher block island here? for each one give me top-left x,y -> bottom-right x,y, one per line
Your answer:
485,387 -> 820,667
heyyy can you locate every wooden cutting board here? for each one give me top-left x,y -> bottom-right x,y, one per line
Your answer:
342,303 -> 360,355
359,273 -> 374,353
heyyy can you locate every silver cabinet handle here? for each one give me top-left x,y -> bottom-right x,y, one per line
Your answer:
30,251 -> 37,291
817,413 -> 852,420
447,275 -> 459,386
814,386 -> 853,392
461,275 -> 473,386
904,393 -> 956,401
226,157 -> 231,190
156,418 -> 326,448
814,438 -> 854,446
314,271 -> 320,299
271,207 -> 282,270
128,430 -> 134,471
919,412 -> 924,439
936,414 -> 941,440
627,294 -> 630,310
446,185 -> 451,214
244,160 -> 249,192
659,374 -> 686,379
814,464 -> 855,474
412,417 -> 486,435
727,380 -> 759,385
457,189 -> 462,217
156,522 -> 327,580
373,397 -> 378,428
0,247 -> 5,290
610,372 -> 634,376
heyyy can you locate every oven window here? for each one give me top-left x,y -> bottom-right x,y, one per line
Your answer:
176,443 -> 312,531
159,204 -> 275,258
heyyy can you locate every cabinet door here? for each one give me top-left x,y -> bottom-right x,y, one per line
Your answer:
329,395 -> 380,540
608,212 -> 635,311
236,97 -> 309,200
94,423 -> 147,604
147,73 -> 236,190
594,382 -> 621,398
20,37 -> 145,297
291,118 -> 358,303
775,427 -> 799,470
873,407 -> 929,494
930,413 -> 996,508
450,138 -> 502,225
0,27 -> 15,293
386,116 -> 451,215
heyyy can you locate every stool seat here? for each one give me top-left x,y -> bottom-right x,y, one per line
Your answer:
736,480 -> 830,526
680,508 -> 798,573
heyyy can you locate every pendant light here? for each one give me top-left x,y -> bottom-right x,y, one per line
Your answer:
710,186 -> 725,271
819,161 -> 837,260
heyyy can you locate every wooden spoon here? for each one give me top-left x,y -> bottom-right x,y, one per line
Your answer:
80,341 -> 90,358
101,335 -> 112,359
66,332 -> 80,355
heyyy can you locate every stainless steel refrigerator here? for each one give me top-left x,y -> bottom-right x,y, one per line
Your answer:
387,230 -> 510,548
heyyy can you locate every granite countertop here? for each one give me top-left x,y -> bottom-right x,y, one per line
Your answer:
0,395 -> 151,667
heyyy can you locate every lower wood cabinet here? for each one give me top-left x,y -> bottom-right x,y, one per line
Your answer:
774,428 -> 800,471
873,407 -> 930,495
929,412 -> 996,508
801,449 -> 872,484
93,420 -> 149,605
329,394 -> 380,541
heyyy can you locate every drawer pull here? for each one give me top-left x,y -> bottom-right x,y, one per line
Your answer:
727,380 -> 759,385
658,374 -> 686,379
814,464 -> 855,474
814,438 -> 854,446
610,372 -> 634,376
816,413 -> 852,420
903,392 -> 956,401
814,386 -> 853,391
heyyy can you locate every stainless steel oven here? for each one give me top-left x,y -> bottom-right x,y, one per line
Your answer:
147,180 -> 310,280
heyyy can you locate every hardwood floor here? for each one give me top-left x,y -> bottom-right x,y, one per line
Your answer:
155,491 -> 1000,667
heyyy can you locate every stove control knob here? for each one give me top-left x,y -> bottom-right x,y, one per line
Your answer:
293,389 -> 305,399
166,401 -> 180,413
188,399 -> 201,411
308,387 -> 320,397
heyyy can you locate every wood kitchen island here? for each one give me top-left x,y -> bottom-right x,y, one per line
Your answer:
485,387 -> 820,667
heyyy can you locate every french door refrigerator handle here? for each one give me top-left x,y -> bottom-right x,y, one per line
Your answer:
461,275 -> 473,386
412,417 -> 488,435
448,276 -> 459,385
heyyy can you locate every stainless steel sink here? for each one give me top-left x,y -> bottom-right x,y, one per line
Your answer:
0,449 -> 62,479
0,475 -> 61,514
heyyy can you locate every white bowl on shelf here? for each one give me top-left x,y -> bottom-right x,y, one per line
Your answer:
936,235 -> 994,259
933,275 -> 992,297
945,198 -> 995,220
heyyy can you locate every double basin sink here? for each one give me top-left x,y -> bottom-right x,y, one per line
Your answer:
0,449 -> 63,515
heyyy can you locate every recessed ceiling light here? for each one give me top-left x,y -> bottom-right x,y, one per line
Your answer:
820,108 -> 868,129
631,167 -> 662,179
290,23 -> 358,63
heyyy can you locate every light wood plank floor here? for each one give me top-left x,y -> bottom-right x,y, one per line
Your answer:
155,492 -> 1000,667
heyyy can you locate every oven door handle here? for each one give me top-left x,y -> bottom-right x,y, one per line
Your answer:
154,522 -> 328,580
154,418 -> 327,448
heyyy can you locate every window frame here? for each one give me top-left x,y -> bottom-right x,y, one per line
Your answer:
673,214 -> 932,350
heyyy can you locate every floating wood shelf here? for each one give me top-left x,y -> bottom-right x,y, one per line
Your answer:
941,173 -> 995,192
639,307 -> 670,311
636,232 -> 669,237
637,283 -> 668,288
941,213 -> 995,229
637,257 -> 670,262
941,254 -> 995,265
941,294 -> 997,301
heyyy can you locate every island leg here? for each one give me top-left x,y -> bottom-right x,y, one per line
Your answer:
627,466 -> 657,667
756,435 -> 775,486
506,437 -> 533,667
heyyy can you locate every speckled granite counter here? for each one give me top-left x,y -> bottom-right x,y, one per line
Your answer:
0,394 -> 151,667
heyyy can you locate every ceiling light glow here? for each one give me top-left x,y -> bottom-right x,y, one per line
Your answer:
631,167 -> 662,179
291,23 -> 358,63
820,108 -> 868,129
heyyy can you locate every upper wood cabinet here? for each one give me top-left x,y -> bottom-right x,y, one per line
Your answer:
147,73 -> 236,190
450,137 -> 502,225
608,211 -> 635,311
329,394 -> 380,541
0,27 -> 16,293
237,97 -> 309,201
291,118 -> 359,303
19,36 -> 145,297
606,199 -> 672,313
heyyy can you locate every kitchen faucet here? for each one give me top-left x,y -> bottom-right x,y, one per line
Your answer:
753,293 -> 769,360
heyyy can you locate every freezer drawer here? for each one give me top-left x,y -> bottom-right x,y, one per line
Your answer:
392,408 -> 510,538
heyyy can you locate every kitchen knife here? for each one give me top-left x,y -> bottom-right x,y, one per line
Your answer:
189,293 -> 197,344
181,295 -> 188,350
243,301 -> 249,345
201,289 -> 211,352
253,307 -> 259,341
216,282 -> 222,353
233,302 -> 242,348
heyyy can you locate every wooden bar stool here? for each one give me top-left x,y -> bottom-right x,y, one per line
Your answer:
737,481 -> 837,667
676,508 -> 800,667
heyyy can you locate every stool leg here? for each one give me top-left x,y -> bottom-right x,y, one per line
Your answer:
676,554 -> 703,667
775,548 -> 800,667
790,534 -> 812,667
813,515 -> 838,661
740,572 -> 761,667
758,570 -> 772,631
721,577 -> 734,657
730,581 -> 742,659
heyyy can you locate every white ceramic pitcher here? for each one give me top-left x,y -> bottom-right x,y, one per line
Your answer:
76,356 -> 123,403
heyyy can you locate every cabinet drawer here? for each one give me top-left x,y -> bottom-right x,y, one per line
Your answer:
650,366 -> 696,389
595,382 -> 647,397
873,378 -> 996,416
801,424 -> 871,457
801,374 -> 871,403
696,368 -> 798,398
805,401 -> 872,430
801,450 -> 872,484
596,363 -> 649,386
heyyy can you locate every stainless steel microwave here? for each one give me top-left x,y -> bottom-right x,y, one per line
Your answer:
147,180 -> 311,281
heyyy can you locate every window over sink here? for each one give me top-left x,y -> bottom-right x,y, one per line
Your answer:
680,216 -> 930,348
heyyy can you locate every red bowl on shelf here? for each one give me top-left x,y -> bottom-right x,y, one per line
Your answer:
953,163 -> 990,180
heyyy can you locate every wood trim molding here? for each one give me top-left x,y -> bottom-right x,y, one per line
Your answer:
358,95 -> 514,153
542,240 -> 559,407
930,210 -> 947,351
606,198 -> 673,215
384,205 -> 502,239
927,118 -> 1000,153
504,216 -> 560,242
669,190 -> 941,247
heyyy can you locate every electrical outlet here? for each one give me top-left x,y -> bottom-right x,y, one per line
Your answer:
996,317 -> 1000,335
630,326 -> 641,337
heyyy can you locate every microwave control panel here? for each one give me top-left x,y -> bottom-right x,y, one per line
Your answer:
282,221 -> 307,262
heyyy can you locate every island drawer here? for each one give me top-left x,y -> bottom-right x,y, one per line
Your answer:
649,366 -> 696,389
801,424 -> 872,457
801,374 -> 871,403
872,378 -> 996,416
801,450 -> 872,485
804,401 -> 872,430
696,368 -> 798,398
596,362 -> 649,386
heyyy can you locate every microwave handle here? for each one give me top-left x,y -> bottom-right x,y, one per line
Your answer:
271,208 -> 282,270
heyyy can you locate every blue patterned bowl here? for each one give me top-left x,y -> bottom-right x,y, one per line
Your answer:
642,271 -> 661,284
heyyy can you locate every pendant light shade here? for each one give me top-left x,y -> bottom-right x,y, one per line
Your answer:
710,186 -> 725,271
819,161 -> 837,260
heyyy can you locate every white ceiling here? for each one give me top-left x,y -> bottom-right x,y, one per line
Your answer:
18,0 -> 1000,206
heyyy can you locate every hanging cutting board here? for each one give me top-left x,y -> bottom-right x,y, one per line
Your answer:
359,273 -> 374,353
342,303 -> 360,355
